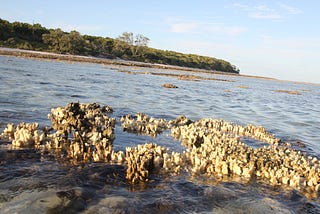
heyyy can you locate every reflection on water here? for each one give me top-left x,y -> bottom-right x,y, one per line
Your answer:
0,56 -> 320,213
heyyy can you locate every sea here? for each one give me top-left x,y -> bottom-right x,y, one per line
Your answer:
0,55 -> 319,213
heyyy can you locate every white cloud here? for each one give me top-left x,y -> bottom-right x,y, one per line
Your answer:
206,25 -> 247,36
167,18 -> 246,36
233,2 -> 302,21
170,22 -> 198,33
249,12 -> 283,20
279,3 -> 302,15
250,4 -> 282,20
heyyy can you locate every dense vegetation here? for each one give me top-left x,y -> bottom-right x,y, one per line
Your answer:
0,18 -> 239,73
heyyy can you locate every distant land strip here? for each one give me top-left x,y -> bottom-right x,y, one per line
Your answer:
0,47 -> 239,75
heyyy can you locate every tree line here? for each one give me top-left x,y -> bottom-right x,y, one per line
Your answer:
0,18 -> 239,73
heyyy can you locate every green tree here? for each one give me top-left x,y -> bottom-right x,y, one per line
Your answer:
42,28 -> 66,53
67,31 -> 85,55
112,39 -> 132,58
133,34 -> 149,57
42,29 -> 85,54
117,32 -> 134,45
0,19 -> 12,40
116,32 -> 150,57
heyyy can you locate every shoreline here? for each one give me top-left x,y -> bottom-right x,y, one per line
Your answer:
0,47 -> 250,78
1,47 -> 318,85
0,47 -> 238,75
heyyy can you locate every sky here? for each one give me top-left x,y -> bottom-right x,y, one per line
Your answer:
1,0 -> 320,84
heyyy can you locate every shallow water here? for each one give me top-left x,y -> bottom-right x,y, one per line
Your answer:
0,55 -> 320,213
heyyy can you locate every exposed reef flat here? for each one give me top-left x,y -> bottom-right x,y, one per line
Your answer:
1,102 -> 319,199
275,90 -> 301,95
112,67 -> 234,83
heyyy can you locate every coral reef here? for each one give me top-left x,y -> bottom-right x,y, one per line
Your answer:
171,118 -> 320,195
1,102 -> 319,198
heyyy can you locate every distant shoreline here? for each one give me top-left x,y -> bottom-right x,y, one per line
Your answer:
1,47 -> 317,85
0,47 -> 237,75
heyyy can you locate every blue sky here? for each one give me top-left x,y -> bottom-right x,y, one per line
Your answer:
1,0 -> 320,83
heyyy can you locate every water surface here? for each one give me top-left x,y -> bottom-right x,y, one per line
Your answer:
0,56 -> 319,213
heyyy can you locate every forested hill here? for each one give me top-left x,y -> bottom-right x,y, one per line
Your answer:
0,18 -> 240,74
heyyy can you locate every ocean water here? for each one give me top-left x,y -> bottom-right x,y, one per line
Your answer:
0,55 -> 319,213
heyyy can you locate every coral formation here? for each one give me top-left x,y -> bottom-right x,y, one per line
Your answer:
120,113 -> 169,137
1,102 -> 319,198
171,118 -> 320,195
